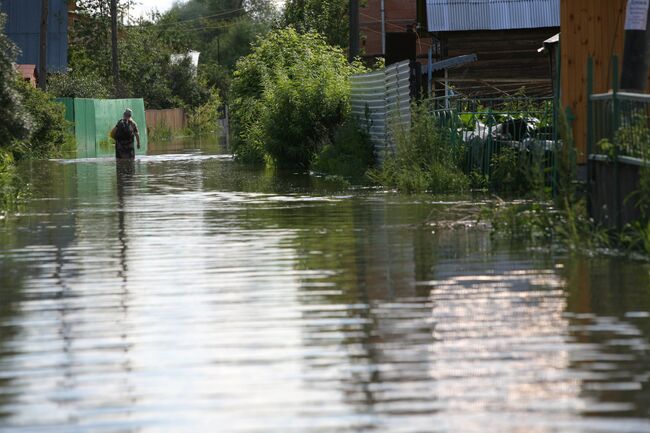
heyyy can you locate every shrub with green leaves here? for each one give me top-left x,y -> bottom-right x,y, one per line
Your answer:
0,13 -> 30,147
369,103 -> 469,193
48,71 -> 111,99
312,117 -> 374,179
187,88 -> 222,137
13,79 -> 75,160
230,28 -> 366,167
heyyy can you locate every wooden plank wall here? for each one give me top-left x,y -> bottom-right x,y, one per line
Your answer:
360,0 -> 433,60
442,28 -> 559,80
145,108 -> 187,134
560,0 -> 630,163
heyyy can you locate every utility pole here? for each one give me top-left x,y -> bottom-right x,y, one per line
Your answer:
621,0 -> 650,91
349,0 -> 360,62
110,0 -> 120,96
38,0 -> 48,90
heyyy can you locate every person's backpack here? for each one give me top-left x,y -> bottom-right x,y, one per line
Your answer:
115,119 -> 133,141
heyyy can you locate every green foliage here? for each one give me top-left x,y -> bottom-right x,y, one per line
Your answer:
312,117 -> 375,179
0,13 -> 73,162
0,13 -> 30,146
149,119 -> 173,142
230,28 -> 365,167
162,0 -> 276,91
47,71 -> 111,99
187,88 -> 222,136
12,80 -> 75,160
369,103 -> 469,193
488,146 -> 546,197
283,0 -> 349,48
614,112 -> 650,158
68,3 -> 212,109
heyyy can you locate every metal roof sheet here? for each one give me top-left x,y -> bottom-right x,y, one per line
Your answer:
0,0 -> 68,71
428,54 -> 478,72
426,0 -> 560,32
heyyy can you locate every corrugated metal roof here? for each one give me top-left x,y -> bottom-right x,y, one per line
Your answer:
0,0 -> 68,71
426,0 -> 560,32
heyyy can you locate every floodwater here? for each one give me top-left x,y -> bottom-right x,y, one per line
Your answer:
1,139 -> 649,433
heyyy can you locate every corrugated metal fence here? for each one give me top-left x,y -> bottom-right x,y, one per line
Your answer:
350,60 -> 411,160
1,0 -> 69,71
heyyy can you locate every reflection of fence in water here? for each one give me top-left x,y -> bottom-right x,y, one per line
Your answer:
428,95 -> 558,180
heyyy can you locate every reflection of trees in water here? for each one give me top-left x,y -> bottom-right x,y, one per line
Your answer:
0,160 -> 78,421
564,258 -> 650,419
0,160 -> 142,423
256,197 -> 441,420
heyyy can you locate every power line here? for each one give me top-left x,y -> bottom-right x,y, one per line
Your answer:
156,7 -> 247,26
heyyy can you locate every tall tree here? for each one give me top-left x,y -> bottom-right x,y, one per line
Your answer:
110,0 -> 120,95
282,0 -> 348,48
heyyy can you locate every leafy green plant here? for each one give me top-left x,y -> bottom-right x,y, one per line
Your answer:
186,88 -> 222,137
149,119 -> 173,142
283,0 -> 349,48
312,116 -> 374,179
12,80 -> 75,160
47,71 -> 111,99
0,13 -> 30,148
230,28 -> 365,167
369,103 -> 469,193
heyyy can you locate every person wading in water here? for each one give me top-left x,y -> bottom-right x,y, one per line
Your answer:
113,108 -> 141,159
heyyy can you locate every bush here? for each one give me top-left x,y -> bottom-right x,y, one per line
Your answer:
369,103 -> 469,193
0,13 -> 30,147
186,88 -> 222,136
230,28 -> 365,167
47,71 -> 111,99
13,79 -> 75,159
312,117 -> 375,178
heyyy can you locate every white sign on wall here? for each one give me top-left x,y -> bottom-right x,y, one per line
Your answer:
625,0 -> 650,30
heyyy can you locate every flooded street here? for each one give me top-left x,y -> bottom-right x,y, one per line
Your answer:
1,141 -> 649,433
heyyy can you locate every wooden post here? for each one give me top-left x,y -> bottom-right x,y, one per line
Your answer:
38,0 -> 48,90
349,0 -> 359,62
110,0 -> 120,96
621,0 -> 650,91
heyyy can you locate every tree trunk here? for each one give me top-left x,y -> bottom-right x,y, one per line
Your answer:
349,0 -> 359,62
38,0 -> 48,90
110,0 -> 120,96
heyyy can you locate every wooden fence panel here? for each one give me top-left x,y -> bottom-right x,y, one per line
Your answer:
145,108 -> 187,133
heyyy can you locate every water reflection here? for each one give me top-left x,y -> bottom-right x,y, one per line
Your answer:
0,148 -> 648,432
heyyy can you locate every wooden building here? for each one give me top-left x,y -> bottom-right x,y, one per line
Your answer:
360,0 -> 434,63
425,0 -> 559,96
560,0 -> 650,164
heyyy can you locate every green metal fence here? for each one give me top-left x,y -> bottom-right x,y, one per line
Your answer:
587,56 -> 650,228
590,92 -> 650,159
56,98 -> 148,158
427,95 -> 558,182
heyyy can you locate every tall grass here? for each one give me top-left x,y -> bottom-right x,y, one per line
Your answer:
368,103 -> 469,193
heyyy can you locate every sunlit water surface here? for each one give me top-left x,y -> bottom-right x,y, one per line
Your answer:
1,140 -> 649,432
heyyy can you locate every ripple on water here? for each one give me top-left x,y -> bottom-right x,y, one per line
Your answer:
0,153 -> 649,433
